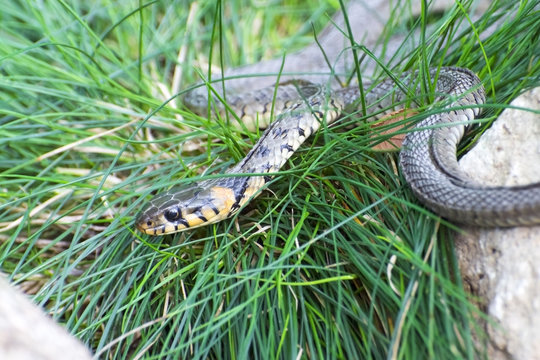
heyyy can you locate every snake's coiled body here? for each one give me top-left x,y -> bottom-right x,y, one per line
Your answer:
136,67 -> 540,235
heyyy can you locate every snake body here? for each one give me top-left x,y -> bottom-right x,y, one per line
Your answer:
136,67 -> 540,235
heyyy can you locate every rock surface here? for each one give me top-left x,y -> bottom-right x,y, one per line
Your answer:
455,87 -> 540,360
0,276 -> 92,360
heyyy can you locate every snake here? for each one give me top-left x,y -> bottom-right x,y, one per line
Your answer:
135,66 -> 540,235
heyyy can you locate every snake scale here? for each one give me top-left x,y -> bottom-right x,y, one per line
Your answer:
136,66 -> 540,235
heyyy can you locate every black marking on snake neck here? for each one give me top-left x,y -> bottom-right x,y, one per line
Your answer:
237,117 -> 283,168
231,176 -> 250,211
155,225 -> 165,236
280,144 -> 294,153
255,145 -> 270,158
239,105 -> 247,119
176,218 -> 189,228
271,126 -> 286,139
196,212 -> 208,223
209,203 -> 220,216
261,163 -> 273,182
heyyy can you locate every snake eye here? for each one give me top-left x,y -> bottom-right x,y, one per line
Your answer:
164,208 -> 181,222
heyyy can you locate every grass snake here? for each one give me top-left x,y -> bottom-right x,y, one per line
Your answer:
136,67 -> 540,235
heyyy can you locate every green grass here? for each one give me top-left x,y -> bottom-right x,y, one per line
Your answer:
1,0 -> 539,358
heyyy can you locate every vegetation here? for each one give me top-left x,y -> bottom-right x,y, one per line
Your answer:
0,0 -> 538,358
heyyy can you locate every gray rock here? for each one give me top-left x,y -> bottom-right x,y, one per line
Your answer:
456,87 -> 540,360
0,277 -> 92,360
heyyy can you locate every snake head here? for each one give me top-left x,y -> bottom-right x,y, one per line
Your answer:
135,183 -> 237,235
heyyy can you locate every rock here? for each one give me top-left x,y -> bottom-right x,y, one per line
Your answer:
0,276 -> 92,360
455,87 -> 540,360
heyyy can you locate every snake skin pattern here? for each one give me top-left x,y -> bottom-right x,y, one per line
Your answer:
135,67 -> 540,235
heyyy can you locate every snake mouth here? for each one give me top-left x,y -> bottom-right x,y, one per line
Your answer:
135,214 -> 163,235
136,218 -> 186,236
